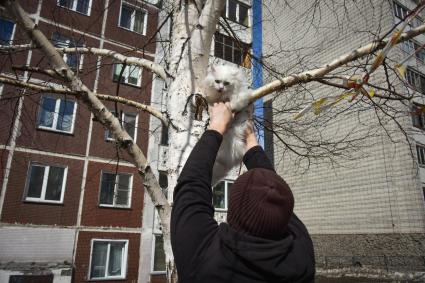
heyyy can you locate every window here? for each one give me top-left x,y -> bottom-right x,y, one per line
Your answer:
412,105 -> 425,130
212,180 -> 233,211
38,96 -> 77,133
160,125 -> 169,146
113,63 -> 142,87
99,172 -> 133,208
158,170 -> 168,199
105,111 -> 138,142
400,39 -> 425,61
406,68 -> 425,94
57,0 -> 91,15
393,2 -> 423,27
214,33 -> 250,67
52,33 -> 84,69
400,39 -> 415,54
119,3 -> 148,35
423,187 -> 425,205
151,234 -> 166,273
24,163 -> 67,203
417,144 -> 425,166
89,239 -> 128,280
225,0 -> 250,26
0,18 -> 15,45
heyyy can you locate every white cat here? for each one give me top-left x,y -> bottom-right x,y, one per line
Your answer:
203,64 -> 253,185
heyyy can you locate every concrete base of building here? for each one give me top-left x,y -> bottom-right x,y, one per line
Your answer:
312,233 -> 425,272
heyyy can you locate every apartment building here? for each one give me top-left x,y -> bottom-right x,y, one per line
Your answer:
0,0 -> 161,282
263,0 -> 425,271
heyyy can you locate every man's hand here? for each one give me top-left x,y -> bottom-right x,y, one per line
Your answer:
245,119 -> 259,152
209,102 -> 234,135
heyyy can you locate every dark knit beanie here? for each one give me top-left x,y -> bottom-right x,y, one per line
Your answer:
227,168 -> 294,240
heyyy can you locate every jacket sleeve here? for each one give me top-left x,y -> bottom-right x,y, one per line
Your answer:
243,145 -> 275,172
171,130 -> 222,280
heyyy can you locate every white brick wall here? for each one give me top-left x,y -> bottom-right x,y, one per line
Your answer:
263,0 -> 425,234
0,226 -> 75,262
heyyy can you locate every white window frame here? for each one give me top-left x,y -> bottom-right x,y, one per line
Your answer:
112,63 -> 143,87
406,68 -> 425,95
212,179 -> 234,211
393,1 -> 423,27
37,96 -> 77,134
88,239 -> 129,280
52,33 -> 85,70
105,111 -> 138,142
417,144 -> 425,167
225,0 -> 251,27
24,163 -> 68,204
57,0 -> 93,16
0,17 -> 16,45
118,1 -> 148,35
99,171 -> 133,208
150,233 -> 166,274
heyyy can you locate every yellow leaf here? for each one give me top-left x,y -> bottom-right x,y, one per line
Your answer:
313,98 -> 326,115
395,64 -> 406,78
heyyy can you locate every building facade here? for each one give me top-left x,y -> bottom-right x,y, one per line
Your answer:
0,0 -> 161,282
263,0 -> 425,271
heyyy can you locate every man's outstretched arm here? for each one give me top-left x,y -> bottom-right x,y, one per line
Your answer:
242,121 -> 275,171
171,103 -> 233,282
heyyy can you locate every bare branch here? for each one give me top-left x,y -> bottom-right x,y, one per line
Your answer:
0,45 -> 168,81
249,23 -> 425,108
0,74 -> 169,126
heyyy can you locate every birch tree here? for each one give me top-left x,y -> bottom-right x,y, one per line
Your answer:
2,0 -> 425,281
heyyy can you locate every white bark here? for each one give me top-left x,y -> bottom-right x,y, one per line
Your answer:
0,44 -> 168,81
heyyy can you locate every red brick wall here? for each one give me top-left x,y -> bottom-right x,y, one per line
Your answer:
40,0 -> 104,35
81,161 -> 144,228
104,0 -> 158,54
74,231 -> 140,283
1,152 -> 83,225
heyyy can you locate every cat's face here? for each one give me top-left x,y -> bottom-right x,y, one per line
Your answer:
212,78 -> 234,95
205,65 -> 242,102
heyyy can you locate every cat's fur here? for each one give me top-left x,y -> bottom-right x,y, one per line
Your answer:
203,64 -> 252,185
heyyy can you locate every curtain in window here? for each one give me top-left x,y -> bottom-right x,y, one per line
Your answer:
100,173 -> 115,205
108,243 -> 124,276
0,19 -> 14,45
91,242 -> 108,278
213,182 -> 225,209
27,165 -> 45,198
153,235 -> 166,271
134,10 -> 145,34
127,66 -> 140,85
228,0 -> 237,22
76,0 -> 90,14
57,99 -> 75,131
123,113 -> 136,139
239,4 -> 249,26
120,5 -> 132,29
113,64 -> 125,83
39,97 -> 56,128
45,166 -> 65,201
59,0 -> 73,9
116,175 -> 130,206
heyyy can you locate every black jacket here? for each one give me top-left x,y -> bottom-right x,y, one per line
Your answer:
171,130 -> 315,283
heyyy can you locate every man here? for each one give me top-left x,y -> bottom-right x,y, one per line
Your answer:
171,102 -> 315,282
